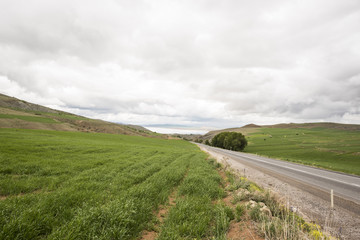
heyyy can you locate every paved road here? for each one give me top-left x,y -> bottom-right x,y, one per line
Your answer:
197,143 -> 360,213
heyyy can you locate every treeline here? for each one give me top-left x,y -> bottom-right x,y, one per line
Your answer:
205,132 -> 247,151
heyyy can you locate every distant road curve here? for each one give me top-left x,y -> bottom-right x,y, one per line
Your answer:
196,143 -> 360,215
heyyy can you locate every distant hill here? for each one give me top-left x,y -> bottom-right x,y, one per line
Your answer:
0,93 -> 161,137
242,123 -> 261,128
200,126 -> 259,141
187,122 -> 360,142
263,122 -> 360,131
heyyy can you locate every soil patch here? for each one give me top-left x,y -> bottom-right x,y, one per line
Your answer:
140,189 -> 178,240
216,168 -> 264,240
227,220 -> 263,240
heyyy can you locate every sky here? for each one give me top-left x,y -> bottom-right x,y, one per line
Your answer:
1,0 -> 360,133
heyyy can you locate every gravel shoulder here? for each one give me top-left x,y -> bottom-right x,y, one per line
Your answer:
198,145 -> 360,240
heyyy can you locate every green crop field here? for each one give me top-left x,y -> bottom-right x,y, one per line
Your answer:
244,127 -> 360,175
0,128 -> 231,240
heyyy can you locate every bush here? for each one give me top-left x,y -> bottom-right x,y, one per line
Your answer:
235,204 -> 245,221
223,205 -> 235,221
250,204 -> 262,221
211,132 -> 247,151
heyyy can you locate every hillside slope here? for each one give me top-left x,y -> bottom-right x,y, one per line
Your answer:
263,122 -> 360,131
200,124 -> 260,141
199,122 -> 360,141
0,93 -> 159,137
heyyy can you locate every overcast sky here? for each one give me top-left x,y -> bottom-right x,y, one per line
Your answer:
1,0 -> 359,132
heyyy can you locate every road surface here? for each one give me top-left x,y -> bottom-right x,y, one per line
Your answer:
196,143 -> 360,214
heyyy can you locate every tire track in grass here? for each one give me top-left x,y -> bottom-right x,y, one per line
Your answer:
140,158 -> 189,240
157,153 -> 232,239
0,152 -> 175,201
0,189 -> 44,201
140,182 -> 180,240
140,156 -> 192,240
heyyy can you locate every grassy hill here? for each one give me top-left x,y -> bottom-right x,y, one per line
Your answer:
200,124 -> 261,141
0,93 -> 159,137
199,123 -> 360,175
246,126 -> 360,175
198,122 -> 360,141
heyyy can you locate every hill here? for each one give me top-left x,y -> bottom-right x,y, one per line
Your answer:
263,122 -> 360,131
0,93 -> 160,137
198,124 -> 260,141
195,122 -> 360,175
194,122 -> 360,142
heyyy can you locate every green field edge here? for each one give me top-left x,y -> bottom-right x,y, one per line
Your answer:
244,127 -> 360,176
244,150 -> 360,177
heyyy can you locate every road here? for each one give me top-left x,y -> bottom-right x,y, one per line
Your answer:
196,143 -> 360,214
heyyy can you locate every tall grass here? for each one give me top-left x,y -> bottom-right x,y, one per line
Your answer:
50,155 -> 190,239
0,129 -> 199,239
158,155 -> 230,239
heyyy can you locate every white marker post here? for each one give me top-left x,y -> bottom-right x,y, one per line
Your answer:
331,189 -> 334,209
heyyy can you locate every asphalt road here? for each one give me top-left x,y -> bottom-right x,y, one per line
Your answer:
197,143 -> 360,213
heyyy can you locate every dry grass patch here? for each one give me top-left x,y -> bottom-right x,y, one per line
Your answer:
213,160 -> 333,240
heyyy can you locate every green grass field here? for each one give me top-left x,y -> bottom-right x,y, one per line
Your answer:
244,127 -> 360,175
0,114 -> 58,123
0,128 -> 229,240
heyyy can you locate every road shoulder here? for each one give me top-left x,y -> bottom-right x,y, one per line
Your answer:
197,144 -> 360,240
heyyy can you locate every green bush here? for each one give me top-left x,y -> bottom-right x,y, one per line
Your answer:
223,205 -> 235,221
235,204 -> 246,221
211,132 -> 247,151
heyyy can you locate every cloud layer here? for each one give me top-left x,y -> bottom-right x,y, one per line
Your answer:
1,0 -> 360,129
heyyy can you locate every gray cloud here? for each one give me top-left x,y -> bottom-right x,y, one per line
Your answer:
1,0 -> 360,130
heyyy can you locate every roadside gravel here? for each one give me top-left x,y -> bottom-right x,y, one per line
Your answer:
198,145 -> 360,240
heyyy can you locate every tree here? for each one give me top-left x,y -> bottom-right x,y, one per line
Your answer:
205,139 -> 210,145
210,132 -> 247,151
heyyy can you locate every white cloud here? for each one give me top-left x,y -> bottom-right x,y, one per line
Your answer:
0,0 -> 359,130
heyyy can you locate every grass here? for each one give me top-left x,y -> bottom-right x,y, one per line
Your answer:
37,111 -> 87,119
158,155 -> 229,239
0,128 -> 204,239
235,204 -> 245,221
0,127 -> 331,239
0,114 -> 58,124
244,127 -> 360,175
